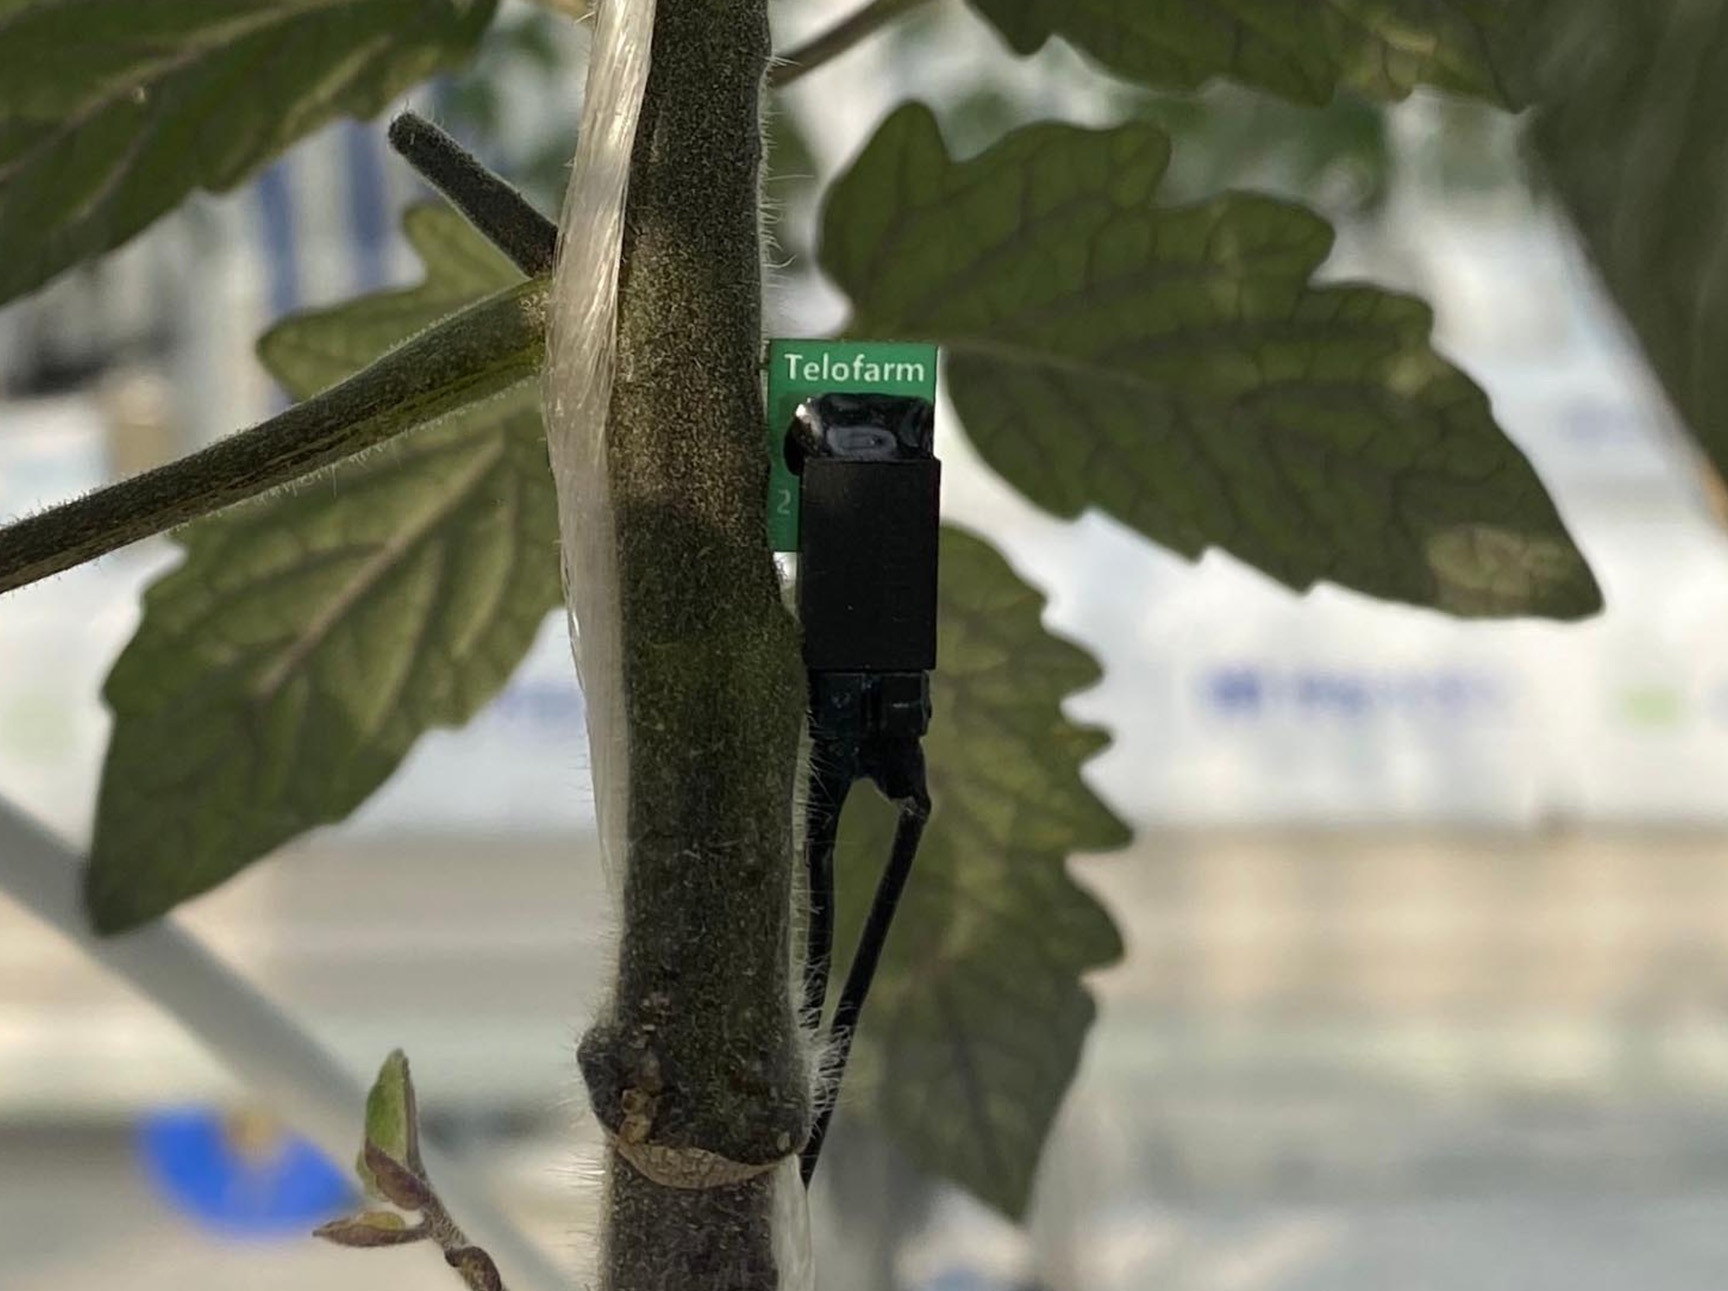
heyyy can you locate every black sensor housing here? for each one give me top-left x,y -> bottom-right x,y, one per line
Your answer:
788,393 -> 940,676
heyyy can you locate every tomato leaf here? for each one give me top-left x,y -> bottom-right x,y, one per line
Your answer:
0,0 -> 497,305
85,206 -> 560,932
823,104 -> 1600,620
965,0 -> 1513,104
834,527 -> 1129,1217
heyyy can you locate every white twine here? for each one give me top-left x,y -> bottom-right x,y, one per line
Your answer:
544,0 -> 656,911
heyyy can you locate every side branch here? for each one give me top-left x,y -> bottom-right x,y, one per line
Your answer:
0,280 -> 547,596
388,114 -> 559,276
769,0 -> 936,88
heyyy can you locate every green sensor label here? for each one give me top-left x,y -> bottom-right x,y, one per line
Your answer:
766,339 -> 939,552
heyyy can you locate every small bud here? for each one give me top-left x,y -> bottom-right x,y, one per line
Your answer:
363,1142 -> 434,1211
367,1051 -> 422,1163
445,1245 -> 505,1291
357,1050 -> 423,1198
314,1210 -> 427,1248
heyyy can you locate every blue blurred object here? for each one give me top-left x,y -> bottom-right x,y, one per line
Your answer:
136,1106 -> 356,1237
921,1272 -> 1012,1291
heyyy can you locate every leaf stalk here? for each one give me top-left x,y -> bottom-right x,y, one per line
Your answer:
388,113 -> 559,276
0,280 -> 547,597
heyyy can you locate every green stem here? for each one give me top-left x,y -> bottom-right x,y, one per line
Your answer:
0,280 -> 547,597
570,0 -> 809,1287
770,0 -> 938,88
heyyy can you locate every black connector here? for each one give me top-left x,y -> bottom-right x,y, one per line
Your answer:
790,392 -> 941,1185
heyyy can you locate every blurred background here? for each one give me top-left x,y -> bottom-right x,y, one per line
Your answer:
7,1 -> 1728,1288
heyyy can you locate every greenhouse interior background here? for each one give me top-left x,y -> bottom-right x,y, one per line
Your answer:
7,2 -> 1728,1288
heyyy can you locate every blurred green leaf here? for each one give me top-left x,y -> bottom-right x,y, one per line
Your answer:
835,526 -> 1128,1218
965,0 -> 1512,104
824,103 -> 1600,620
1137,85 -> 1393,216
262,206 -> 528,398
85,207 -> 561,932
1511,0 -> 1728,489
0,0 -> 498,306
